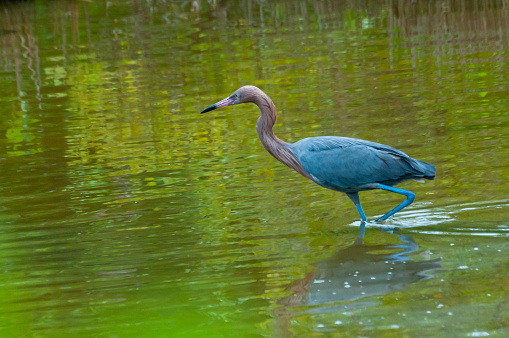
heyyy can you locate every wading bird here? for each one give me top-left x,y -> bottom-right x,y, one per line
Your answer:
201,86 -> 435,222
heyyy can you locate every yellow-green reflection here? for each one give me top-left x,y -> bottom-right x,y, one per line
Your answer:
0,0 -> 508,337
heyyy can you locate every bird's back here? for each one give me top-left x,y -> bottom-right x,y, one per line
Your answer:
290,136 -> 435,193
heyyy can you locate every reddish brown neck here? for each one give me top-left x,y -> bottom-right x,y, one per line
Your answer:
253,93 -> 309,179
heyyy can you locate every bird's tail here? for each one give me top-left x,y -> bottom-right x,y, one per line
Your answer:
410,159 -> 436,180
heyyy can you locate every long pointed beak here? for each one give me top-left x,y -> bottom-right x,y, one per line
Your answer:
200,104 -> 217,114
200,96 -> 234,114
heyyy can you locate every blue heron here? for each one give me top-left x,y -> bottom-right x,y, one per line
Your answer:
201,86 -> 436,222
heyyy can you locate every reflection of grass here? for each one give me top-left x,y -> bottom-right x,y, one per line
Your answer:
0,1 -> 509,336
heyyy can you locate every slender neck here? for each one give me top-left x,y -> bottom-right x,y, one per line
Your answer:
255,93 -> 283,150
253,93 -> 309,178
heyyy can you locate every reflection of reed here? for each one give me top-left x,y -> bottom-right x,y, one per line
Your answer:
1,0 -> 508,98
0,1 -> 39,107
20,25 -> 42,108
389,0 -> 509,38
273,224 -> 441,336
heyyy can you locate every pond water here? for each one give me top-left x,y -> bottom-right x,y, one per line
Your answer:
0,0 -> 508,336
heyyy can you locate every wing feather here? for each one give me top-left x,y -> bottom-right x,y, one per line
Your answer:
291,136 -> 435,191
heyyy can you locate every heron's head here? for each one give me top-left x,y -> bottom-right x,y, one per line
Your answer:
200,86 -> 261,114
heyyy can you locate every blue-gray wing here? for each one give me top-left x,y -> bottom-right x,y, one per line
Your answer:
290,136 -> 435,191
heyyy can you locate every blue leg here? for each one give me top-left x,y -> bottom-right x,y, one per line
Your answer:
355,204 -> 367,222
375,184 -> 415,222
347,193 -> 367,222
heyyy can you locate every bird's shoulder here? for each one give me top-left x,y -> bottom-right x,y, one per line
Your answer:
290,136 -> 409,158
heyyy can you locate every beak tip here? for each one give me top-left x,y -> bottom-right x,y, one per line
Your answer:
200,104 -> 217,114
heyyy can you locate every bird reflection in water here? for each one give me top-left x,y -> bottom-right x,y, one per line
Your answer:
273,222 -> 441,333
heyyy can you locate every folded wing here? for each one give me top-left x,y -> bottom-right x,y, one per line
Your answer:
291,136 -> 435,191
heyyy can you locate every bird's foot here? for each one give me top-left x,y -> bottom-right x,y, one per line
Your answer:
364,219 -> 400,231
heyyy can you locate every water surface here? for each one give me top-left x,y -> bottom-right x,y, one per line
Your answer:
0,0 -> 508,336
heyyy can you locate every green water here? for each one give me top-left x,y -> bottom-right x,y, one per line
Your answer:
0,0 -> 508,337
